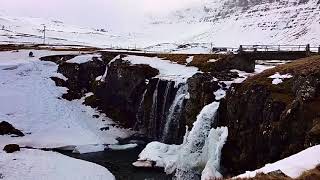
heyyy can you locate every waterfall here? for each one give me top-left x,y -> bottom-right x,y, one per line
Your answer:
160,81 -> 172,125
135,89 -> 148,130
148,79 -> 160,138
161,84 -> 188,143
136,101 -> 228,180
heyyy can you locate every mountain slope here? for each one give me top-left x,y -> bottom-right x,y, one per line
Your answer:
151,0 -> 320,47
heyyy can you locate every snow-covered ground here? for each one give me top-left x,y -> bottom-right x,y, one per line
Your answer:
0,50 -> 132,179
237,145 -> 320,179
0,149 -> 115,180
123,55 -> 200,86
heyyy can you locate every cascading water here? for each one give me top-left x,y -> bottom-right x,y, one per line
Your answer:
161,84 -> 188,143
135,89 -> 148,130
136,98 -> 228,180
160,81 -> 173,126
148,79 -> 160,138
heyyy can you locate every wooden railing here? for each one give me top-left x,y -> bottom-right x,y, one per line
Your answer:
237,44 -> 320,53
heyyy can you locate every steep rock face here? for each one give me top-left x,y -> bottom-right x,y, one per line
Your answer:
94,59 -> 160,128
217,56 -> 320,175
135,78 -> 180,143
58,59 -> 106,100
185,73 -> 219,127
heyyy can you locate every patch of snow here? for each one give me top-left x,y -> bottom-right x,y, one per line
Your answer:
122,55 -> 199,86
107,144 -> 138,151
269,72 -> 293,85
132,160 -> 154,168
185,56 -> 193,64
0,149 -> 115,180
66,54 -> 101,64
52,72 -> 68,81
272,78 -> 284,85
214,89 -> 226,101
255,64 -> 275,74
208,59 -> 218,63
237,145 -> 320,179
72,144 -> 106,154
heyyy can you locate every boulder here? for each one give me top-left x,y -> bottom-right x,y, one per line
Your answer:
0,121 -> 24,137
3,144 -> 20,153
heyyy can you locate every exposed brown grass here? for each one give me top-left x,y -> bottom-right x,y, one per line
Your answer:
236,55 -> 320,104
231,165 -> 320,180
0,44 -> 100,52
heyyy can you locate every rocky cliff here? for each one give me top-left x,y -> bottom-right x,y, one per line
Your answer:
218,55 -> 320,175
42,51 -> 257,144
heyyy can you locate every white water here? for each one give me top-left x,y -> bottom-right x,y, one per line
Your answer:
135,89 -> 148,129
174,102 -> 223,179
136,101 -> 228,180
161,84 -> 188,143
160,81 -> 173,124
148,79 -> 160,137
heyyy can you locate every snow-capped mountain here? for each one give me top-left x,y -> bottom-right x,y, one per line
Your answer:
0,0 -> 319,52
150,0 -> 320,47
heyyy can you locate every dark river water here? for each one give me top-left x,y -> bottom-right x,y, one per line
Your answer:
60,145 -> 172,180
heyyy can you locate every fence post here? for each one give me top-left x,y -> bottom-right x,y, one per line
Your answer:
306,44 -> 310,56
238,45 -> 243,53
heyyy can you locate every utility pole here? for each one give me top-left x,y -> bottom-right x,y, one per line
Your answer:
43,25 -> 46,44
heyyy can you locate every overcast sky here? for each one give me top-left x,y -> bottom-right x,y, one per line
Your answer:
1,0 -> 199,29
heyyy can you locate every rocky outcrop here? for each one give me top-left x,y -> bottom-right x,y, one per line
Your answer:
42,52 -> 240,144
3,144 -> 20,153
0,121 -> 24,137
210,54 -> 256,73
57,57 -> 106,100
93,59 -> 159,128
217,56 -> 320,176
184,73 -> 219,126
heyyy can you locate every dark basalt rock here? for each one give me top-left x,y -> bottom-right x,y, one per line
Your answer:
185,73 -> 220,127
217,58 -> 320,176
136,78 -> 179,143
210,54 -> 256,73
0,121 -> 24,137
57,58 -> 106,100
94,59 -> 159,128
50,77 -> 66,87
3,144 -> 20,153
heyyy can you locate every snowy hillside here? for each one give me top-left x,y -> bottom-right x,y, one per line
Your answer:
149,0 -> 320,47
0,0 -> 319,53
0,15 -> 137,48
